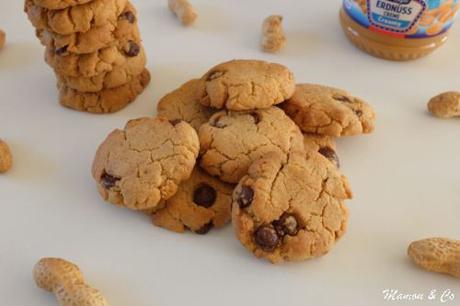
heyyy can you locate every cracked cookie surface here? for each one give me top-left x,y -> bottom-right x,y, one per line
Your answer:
149,167 -> 233,234
232,151 -> 352,263
36,2 -> 140,54
57,46 -> 146,92
32,0 -> 92,10
200,59 -> 295,111
198,106 -> 304,184
92,117 -> 200,210
58,68 -> 150,113
157,79 -> 215,131
303,133 -> 339,168
282,84 -> 376,137
25,0 -> 128,35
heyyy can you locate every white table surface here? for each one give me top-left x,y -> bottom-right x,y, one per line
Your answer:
1,1 -> 460,305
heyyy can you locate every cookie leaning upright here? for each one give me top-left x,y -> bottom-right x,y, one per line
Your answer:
199,59 -> 296,111
282,84 -> 376,137
92,117 -> 200,211
232,151 -> 352,263
24,0 -> 150,114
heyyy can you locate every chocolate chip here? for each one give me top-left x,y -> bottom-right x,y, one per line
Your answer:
55,46 -> 68,56
207,71 -> 225,81
250,112 -> 261,124
334,95 -> 352,103
120,11 -> 136,23
169,119 -> 182,126
237,186 -> 254,209
254,225 -> 279,251
101,172 -> 120,189
318,147 -> 340,168
193,184 -> 217,208
210,114 -> 227,128
195,222 -> 213,235
273,213 -> 299,236
355,109 -> 363,117
124,41 -> 140,57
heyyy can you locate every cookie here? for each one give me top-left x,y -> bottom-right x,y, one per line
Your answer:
200,59 -> 295,111
57,46 -> 146,92
282,84 -> 376,137
32,0 -> 92,10
92,117 -> 200,210
45,44 -> 129,78
198,107 -> 304,183
0,29 -> 5,50
58,68 -> 150,113
0,139 -> 13,173
25,0 -> 128,35
427,91 -> 460,118
157,79 -> 215,131
36,3 -> 140,55
232,151 -> 352,263
149,167 -> 233,234
303,133 -> 339,168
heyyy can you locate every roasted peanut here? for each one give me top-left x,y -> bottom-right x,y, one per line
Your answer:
0,139 -> 12,173
408,238 -> 460,279
427,91 -> 460,118
33,258 -> 109,306
168,0 -> 197,26
261,15 -> 286,53
0,29 -> 5,50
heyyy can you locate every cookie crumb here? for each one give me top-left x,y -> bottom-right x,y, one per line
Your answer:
427,91 -> 460,118
0,139 -> 12,173
261,15 -> 286,53
168,0 -> 197,26
0,30 -> 5,50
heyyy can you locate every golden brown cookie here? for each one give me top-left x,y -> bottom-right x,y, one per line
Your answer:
200,59 -> 295,111
303,133 -> 339,167
36,3 -> 140,54
198,107 -> 304,183
157,79 -> 215,131
58,68 -> 150,113
232,151 -> 352,263
149,167 -> 233,234
32,0 -> 92,10
282,84 -> 376,137
0,30 -> 5,50
0,139 -> 13,173
25,0 -> 128,35
92,117 -> 200,211
57,46 -> 146,92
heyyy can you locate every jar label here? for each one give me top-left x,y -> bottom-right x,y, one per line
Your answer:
343,0 -> 460,38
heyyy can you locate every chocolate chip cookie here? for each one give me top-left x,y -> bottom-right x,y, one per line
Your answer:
157,79 -> 215,131
232,151 -> 352,263
45,44 -> 131,78
57,46 -> 146,92
36,2 -> 140,54
149,167 -> 233,234
25,0 -> 128,35
32,0 -> 92,10
58,68 -> 150,113
199,107 -> 304,183
92,116 -> 200,210
282,84 -> 376,137
303,133 -> 339,168
200,60 -> 295,111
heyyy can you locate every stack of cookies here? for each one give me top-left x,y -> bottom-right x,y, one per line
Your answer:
92,59 -> 376,264
24,0 -> 150,113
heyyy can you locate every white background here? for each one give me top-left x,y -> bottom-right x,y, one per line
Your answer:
1,1 -> 460,305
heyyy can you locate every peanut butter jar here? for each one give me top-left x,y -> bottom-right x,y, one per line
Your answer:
340,0 -> 460,61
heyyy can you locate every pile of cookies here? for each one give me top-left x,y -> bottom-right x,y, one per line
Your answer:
92,59 -> 376,263
24,0 -> 150,114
